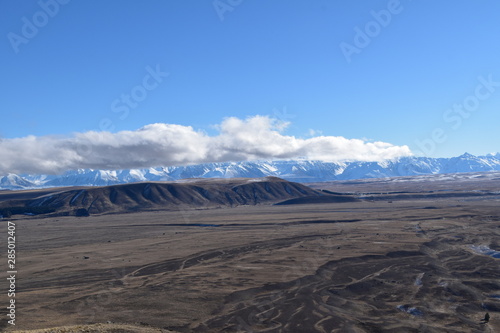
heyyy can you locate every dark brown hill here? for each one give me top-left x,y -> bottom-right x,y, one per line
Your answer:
0,177 -> 322,216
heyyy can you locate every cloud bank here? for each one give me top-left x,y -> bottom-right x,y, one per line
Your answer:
0,116 -> 412,175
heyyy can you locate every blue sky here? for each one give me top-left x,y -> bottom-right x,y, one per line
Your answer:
1,0 -> 500,174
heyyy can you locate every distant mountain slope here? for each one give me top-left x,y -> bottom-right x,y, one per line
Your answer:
0,177 -> 322,216
0,173 -> 36,189
2,153 -> 500,190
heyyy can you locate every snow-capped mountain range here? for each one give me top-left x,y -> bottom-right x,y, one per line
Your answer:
2,153 -> 500,190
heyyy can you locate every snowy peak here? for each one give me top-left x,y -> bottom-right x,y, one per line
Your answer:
442,153 -> 500,174
458,152 -> 475,158
0,174 -> 35,189
2,153 -> 500,190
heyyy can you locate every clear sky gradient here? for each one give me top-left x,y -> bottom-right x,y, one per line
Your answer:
2,0 -> 500,162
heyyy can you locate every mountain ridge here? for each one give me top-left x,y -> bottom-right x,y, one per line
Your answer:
2,153 -> 500,190
0,177 -> 323,216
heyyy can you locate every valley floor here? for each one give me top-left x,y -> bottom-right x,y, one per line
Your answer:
2,185 -> 500,332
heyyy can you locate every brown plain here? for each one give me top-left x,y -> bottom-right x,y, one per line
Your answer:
2,174 -> 500,332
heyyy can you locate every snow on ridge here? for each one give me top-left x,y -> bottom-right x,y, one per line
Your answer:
2,153 -> 500,190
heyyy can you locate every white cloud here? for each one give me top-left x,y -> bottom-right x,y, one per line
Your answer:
0,115 -> 412,175
308,129 -> 323,137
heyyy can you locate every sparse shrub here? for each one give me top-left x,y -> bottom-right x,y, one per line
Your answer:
75,208 -> 90,217
1,209 -> 12,218
2,206 -> 56,216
